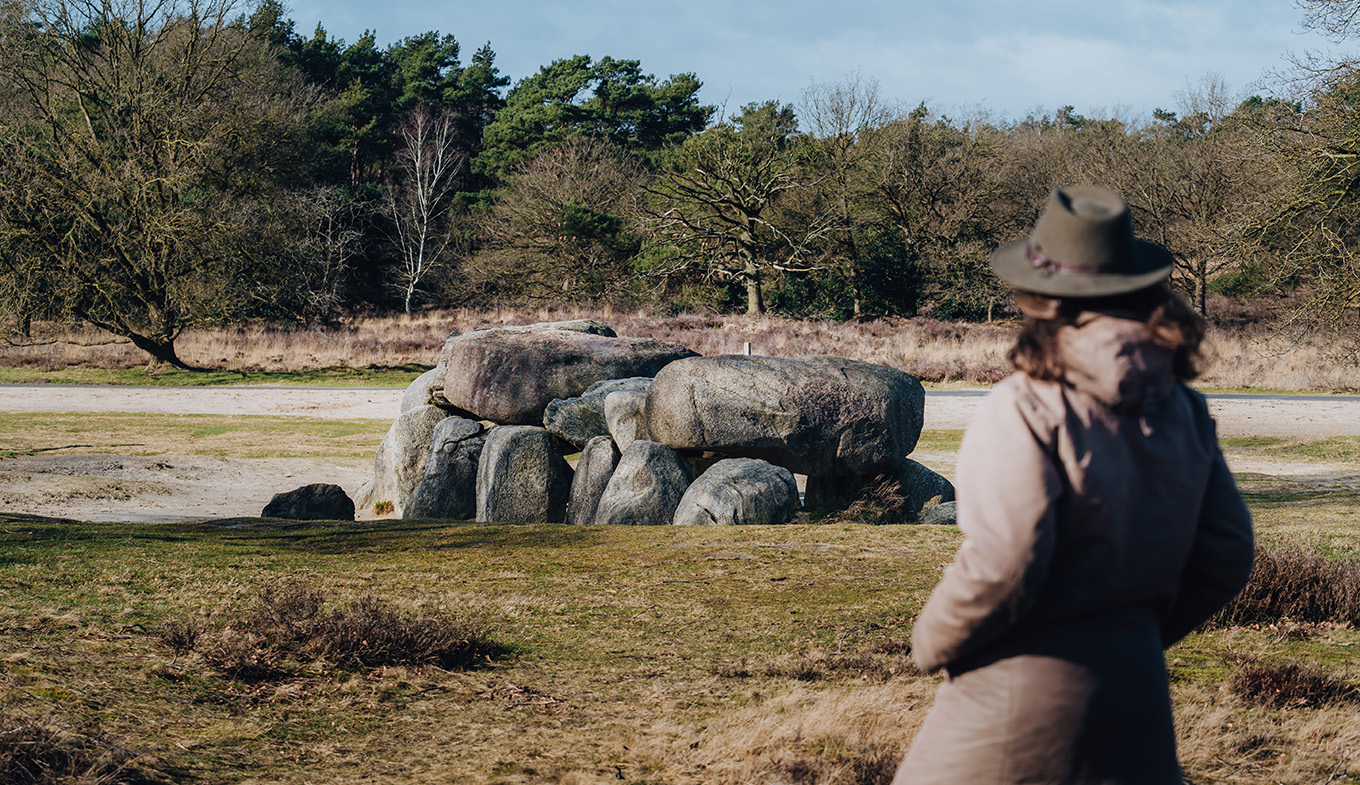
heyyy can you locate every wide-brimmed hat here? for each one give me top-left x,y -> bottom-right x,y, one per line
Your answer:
990,185 -> 1173,297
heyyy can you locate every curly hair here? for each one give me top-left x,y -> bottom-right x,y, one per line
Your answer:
1008,284 -> 1206,383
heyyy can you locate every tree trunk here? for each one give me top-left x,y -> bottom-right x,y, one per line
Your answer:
1195,270 -> 1208,316
128,333 -> 194,370
744,258 -> 764,316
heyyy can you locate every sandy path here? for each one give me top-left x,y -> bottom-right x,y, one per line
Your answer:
0,384 -> 404,420
6,385 -> 1360,438
2,384 -> 1357,523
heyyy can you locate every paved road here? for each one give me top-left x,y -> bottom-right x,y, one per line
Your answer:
3,383 -> 1358,439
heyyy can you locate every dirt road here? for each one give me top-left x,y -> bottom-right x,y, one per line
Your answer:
5,383 -> 1359,437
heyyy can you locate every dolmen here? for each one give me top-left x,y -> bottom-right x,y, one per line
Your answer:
351,319 -> 954,526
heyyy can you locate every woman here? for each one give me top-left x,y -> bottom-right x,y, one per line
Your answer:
894,186 -> 1254,785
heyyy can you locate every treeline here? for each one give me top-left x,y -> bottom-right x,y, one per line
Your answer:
1,0 -> 1358,366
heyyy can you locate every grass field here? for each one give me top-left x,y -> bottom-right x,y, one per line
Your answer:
2,412 -> 1359,784
0,411 -> 391,461
2,515 -> 1357,785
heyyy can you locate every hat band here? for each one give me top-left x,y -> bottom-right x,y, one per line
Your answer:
1027,243 -> 1102,275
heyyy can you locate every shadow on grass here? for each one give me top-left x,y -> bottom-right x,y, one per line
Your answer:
0,514 -> 607,557
1236,475 -> 1360,506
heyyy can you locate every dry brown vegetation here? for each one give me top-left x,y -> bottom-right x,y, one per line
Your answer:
0,710 -> 171,785
6,302 -> 1360,390
160,581 -> 505,680
1212,546 -> 1360,628
1227,660 -> 1359,709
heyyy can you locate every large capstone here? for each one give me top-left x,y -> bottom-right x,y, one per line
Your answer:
441,327 -> 695,425
263,484 -> 355,521
354,404 -> 447,516
566,436 -> 621,526
644,355 -> 925,477
543,377 -> 652,447
475,425 -> 573,523
404,417 -> 486,520
672,458 -> 798,526
593,440 -> 692,526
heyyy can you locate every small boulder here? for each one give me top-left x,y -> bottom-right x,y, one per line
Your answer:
604,390 -> 649,451
405,418 -> 486,520
475,426 -> 573,523
441,328 -> 696,424
544,377 -> 652,447
885,458 -> 956,521
673,458 -> 798,526
644,355 -> 925,477
594,440 -> 692,526
566,436 -> 621,525
919,500 -> 958,526
263,484 -> 355,521
357,405 -> 447,516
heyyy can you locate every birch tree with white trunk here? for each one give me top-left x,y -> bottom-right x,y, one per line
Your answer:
387,105 -> 466,314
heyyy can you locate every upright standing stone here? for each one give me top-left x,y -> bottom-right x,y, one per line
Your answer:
405,418 -> 486,520
673,458 -> 798,526
354,405 -> 447,516
400,367 -> 444,414
475,426 -> 573,523
593,441 -> 692,526
566,436 -> 621,526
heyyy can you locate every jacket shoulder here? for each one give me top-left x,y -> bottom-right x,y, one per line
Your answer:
982,373 -> 1065,441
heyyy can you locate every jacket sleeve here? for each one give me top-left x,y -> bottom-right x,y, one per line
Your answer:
1159,442 -> 1255,646
911,382 -> 1063,673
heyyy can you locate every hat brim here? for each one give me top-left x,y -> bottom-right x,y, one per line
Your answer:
989,238 -> 1174,297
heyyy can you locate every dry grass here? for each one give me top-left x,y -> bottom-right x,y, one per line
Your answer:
7,305 -> 1360,390
1175,680 -> 1360,784
630,681 -> 936,785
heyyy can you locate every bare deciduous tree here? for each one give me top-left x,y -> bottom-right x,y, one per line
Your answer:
387,105 -> 466,314
645,101 -> 829,316
800,73 -> 894,316
0,0 -> 320,366
473,135 -> 647,301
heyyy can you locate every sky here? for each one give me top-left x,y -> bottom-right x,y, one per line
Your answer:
286,0 -> 1343,123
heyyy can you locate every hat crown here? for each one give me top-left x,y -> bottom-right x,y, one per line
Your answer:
1028,186 -> 1135,272
988,184 -> 1173,297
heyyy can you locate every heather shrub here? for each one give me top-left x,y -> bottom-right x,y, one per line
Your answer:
0,711 -> 168,785
1211,546 -> 1360,627
1228,660 -> 1359,708
159,581 -> 506,679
